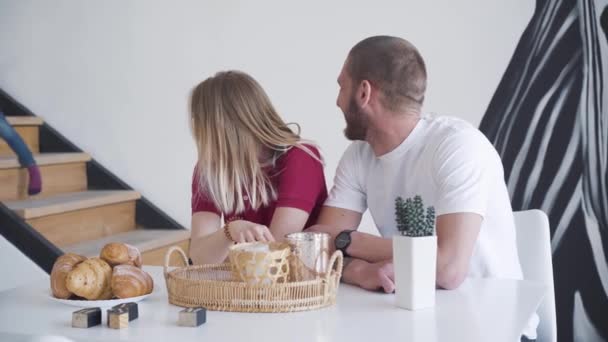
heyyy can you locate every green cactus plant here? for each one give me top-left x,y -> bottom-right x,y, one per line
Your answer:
395,195 -> 435,237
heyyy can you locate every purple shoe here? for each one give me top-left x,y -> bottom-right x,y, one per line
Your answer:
27,165 -> 42,195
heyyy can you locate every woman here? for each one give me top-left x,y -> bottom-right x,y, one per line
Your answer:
189,71 -> 327,265
0,111 -> 41,195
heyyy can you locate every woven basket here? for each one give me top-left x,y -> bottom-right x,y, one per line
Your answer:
163,246 -> 343,313
228,242 -> 291,286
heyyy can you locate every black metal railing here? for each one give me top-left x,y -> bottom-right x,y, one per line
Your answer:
0,203 -> 63,273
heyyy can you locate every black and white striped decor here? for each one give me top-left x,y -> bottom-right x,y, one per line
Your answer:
479,0 -> 607,340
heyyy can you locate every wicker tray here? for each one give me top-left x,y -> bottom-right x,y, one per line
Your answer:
163,246 -> 343,313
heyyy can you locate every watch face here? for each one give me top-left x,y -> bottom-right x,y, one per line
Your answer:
335,232 -> 351,249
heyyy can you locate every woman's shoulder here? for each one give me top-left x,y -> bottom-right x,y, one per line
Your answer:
282,143 -> 323,162
271,143 -> 324,176
272,143 -> 326,188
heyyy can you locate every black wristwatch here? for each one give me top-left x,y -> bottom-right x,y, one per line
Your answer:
335,229 -> 356,257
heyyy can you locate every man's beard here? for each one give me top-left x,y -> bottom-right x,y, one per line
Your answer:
343,97 -> 368,141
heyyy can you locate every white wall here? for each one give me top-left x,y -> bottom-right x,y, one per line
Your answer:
0,0 -> 533,287
0,236 -> 47,292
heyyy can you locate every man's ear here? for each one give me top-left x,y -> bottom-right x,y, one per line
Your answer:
356,80 -> 373,107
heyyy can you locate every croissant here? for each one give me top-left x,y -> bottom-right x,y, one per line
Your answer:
65,258 -> 113,300
100,243 -> 142,268
111,264 -> 154,299
50,253 -> 87,299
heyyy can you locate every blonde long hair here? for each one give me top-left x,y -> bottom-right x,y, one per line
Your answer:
190,70 -> 321,214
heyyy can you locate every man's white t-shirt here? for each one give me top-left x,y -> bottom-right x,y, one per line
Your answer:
325,115 -> 538,338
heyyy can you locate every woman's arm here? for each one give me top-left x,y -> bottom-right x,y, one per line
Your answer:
268,207 -> 311,241
190,212 -> 276,264
189,212 -> 231,265
268,145 -> 326,241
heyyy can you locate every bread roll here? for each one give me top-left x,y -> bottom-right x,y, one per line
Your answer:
65,258 -> 113,300
50,253 -> 87,299
100,243 -> 142,268
111,265 -> 154,299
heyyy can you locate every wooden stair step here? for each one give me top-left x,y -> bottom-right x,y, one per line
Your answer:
0,153 -> 91,201
142,238 -> 190,266
0,117 -> 43,155
4,190 -> 141,219
0,152 -> 91,169
63,229 -> 191,260
5,116 -> 44,126
4,190 -> 142,247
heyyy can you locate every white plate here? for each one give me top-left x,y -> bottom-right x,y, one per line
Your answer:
49,292 -> 152,308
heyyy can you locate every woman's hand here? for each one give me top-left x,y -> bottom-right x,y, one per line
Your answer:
227,220 -> 275,243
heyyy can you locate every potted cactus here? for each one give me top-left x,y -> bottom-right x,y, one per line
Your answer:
392,195 -> 436,310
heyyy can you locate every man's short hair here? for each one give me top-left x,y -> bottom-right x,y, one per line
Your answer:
348,36 -> 427,111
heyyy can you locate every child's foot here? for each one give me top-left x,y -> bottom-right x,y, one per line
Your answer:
27,165 -> 42,195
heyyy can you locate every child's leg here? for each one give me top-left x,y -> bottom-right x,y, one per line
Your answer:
0,113 -> 42,195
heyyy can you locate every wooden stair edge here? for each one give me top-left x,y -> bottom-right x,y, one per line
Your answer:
142,239 -> 190,266
5,116 -> 44,126
130,230 -> 190,253
0,152 -> 91,169
5,190 -> 141,219
62,229 -> 191,258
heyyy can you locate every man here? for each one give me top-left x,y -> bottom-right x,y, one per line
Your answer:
312,36 -> 538,340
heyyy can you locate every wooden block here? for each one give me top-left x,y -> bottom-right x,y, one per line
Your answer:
178,307 -> 206,327
107,308 -> 129,329
72,307 -> 101,328
111,302 -> 138,321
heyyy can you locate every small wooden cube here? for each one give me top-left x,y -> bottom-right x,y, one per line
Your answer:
107,308 -> 129,329
111,302 -> 138,321
72,307 -> 101,328
178,307 -> 206,327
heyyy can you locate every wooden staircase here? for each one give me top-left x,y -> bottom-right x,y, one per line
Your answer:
0,116 -> 189,267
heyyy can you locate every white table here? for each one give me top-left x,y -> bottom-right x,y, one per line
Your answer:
0,266 -> 545,342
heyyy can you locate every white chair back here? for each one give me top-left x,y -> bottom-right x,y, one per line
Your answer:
513,209 -> 557,342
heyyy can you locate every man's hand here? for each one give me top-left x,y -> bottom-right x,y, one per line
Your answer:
344,259 -> 395,293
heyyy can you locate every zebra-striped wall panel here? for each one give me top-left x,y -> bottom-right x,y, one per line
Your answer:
479,0 -> 607,340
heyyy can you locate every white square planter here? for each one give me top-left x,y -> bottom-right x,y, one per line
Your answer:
393,235 -> 437,310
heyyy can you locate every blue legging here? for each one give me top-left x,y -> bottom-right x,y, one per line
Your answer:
0,112 -> 36,167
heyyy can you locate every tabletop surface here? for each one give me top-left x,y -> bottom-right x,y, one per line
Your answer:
0,266 -> 546,342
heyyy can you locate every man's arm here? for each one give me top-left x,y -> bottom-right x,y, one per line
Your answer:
312,205 -> 362,245
435,212 -> 481,289
348,212 -> 482,290
313,206 -> 390,260
431,131 -> 488,289
311,206 -> 395,292
314,206 -> 482,290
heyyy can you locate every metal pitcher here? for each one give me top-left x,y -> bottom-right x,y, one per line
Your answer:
285,232 -> 330,281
